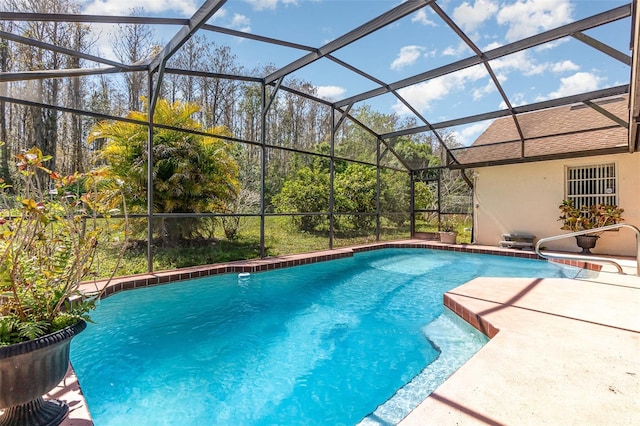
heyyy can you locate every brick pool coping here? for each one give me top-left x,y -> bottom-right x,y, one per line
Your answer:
60,240 -> 611,425
82,240 -> 603,302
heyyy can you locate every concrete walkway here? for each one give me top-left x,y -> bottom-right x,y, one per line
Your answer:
400,272 -> 640,425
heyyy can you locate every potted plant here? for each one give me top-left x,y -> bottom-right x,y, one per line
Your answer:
0,147 -> 128,425
439,218 -> 458,244
558,200 -> 624,253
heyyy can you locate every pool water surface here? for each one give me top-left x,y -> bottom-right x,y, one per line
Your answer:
71,248 -> 578,425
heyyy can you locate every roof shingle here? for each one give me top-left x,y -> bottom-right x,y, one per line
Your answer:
454,96 -> 629,166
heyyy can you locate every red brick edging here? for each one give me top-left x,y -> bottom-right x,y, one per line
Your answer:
87,241 -> 602,302
444,293 -> 500,338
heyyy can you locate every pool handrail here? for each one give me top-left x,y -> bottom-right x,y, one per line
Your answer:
534,223 -> 640,276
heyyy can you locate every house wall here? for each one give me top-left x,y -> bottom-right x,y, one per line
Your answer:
473,152 -> 640,256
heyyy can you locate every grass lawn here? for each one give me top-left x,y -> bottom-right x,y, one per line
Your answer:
96,216 -> 412,277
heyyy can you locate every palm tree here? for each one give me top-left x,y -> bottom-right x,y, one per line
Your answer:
88,98 -> 239,245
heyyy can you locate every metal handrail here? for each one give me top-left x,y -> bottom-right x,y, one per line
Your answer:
534,223 -> 640,276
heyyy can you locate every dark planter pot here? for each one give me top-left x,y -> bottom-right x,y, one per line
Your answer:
0,320 -> 86,426
575,235 -> 599,254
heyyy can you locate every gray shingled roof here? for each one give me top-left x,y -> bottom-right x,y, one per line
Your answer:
453,95 -> 629,167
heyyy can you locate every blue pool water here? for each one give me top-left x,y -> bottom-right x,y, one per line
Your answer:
71,249 -> 579,425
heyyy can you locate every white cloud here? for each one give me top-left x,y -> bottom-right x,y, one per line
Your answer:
392,64 -> 487,114
412,9 -> 436,26
452,122 -> 492,146
316,85 -> 346,101
487,48 -> 578,80
424,49 -> 438,58
230,13 -> 251,32
497,0 -> 573,42
482,41 -> 503,51
245,0 -> 297,11
214,7 -> 228,20
473,79 -> 497,100
442,41 -> 470,57
500,92 -> 528,108
393,79 -> 449,115
480,45 -> 585,101
453,0 -> 498,33
246,0 -> 278,10
524,62 -> 548,76
82,0 -> 198,16
551,60 -> 579,73
495,72 -> 508,84
534,38 -> 569,52
491,50 -> 543,76
544,72 -> 603,99
442,46 -> 458,56
391,45 -> 425,71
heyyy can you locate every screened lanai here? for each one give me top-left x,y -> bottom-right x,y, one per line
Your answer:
0,0 -> 638,273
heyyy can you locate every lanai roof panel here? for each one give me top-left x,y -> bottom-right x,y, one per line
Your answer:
0,0 -> 635,169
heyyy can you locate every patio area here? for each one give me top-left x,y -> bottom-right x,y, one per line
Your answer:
44,241 -> 639,425
402,265 -> 640,425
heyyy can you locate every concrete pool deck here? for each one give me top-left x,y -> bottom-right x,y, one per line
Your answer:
45,240 -> 638,425
401,273 -> 640,425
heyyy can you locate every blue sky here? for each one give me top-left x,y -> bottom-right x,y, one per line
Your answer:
78,0 -> 632,145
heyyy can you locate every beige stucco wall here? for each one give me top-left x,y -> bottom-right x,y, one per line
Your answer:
473,152 -> 640,256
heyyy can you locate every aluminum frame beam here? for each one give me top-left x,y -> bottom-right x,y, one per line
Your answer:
265,0 -> 434,84
379,85 -> 630,140
335,4 -> 631,108
147,0 -> 227,73
448,146 -> 628,170
584,100 -> 629,128
426,3 -> 521,167
0,12 -> 188,25
572,32 -> 631,65
0,66 -> 138,82
164,68 -> 263,83
430,3 -> 525,149
202,24 -> 315,52
0,1 -> 634,167
630,0 -> 640,153
0,12 -> 316,62
0,30 -> 132,69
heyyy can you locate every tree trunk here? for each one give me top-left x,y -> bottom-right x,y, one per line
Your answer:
0,36 -> 12,187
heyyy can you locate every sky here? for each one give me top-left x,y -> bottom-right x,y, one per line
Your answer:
75,0 -> 632,145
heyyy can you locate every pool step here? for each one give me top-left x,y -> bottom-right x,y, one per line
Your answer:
358,311 -> 488,426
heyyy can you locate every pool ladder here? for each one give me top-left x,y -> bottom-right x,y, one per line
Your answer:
534,223 -> 640,276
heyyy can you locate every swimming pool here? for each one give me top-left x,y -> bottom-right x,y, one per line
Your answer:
71,248 -> 579,425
